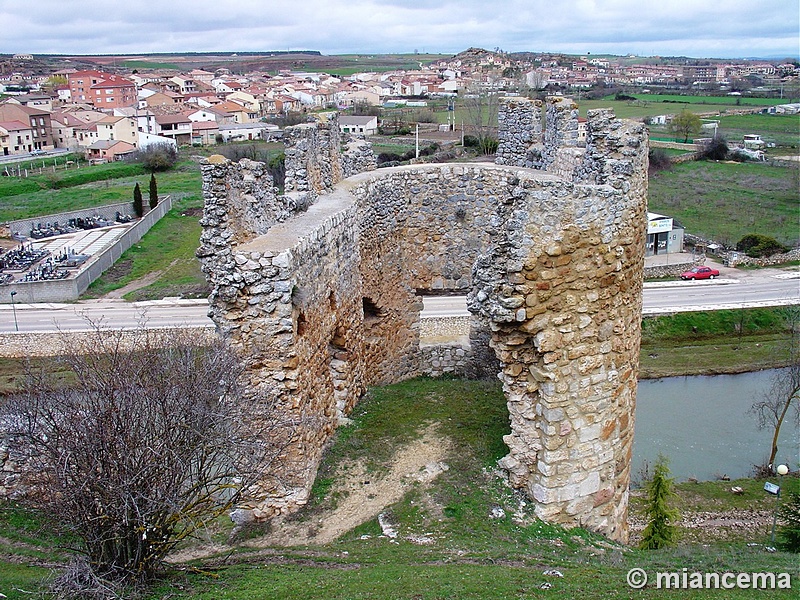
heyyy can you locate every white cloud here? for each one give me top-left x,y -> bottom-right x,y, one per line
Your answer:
0,0 -> 796,58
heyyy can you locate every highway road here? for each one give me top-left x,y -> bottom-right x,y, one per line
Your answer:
1,270 -> 797,334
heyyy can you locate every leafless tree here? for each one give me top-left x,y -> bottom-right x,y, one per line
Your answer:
462,79 -> 500,155
750,307 -> 800,473
523,69 -> 548,94
4,323 -> 290,588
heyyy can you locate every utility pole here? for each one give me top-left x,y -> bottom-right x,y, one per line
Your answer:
10,290 -> 19,332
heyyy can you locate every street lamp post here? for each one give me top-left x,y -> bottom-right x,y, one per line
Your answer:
767,464 -> 789,545
10,290 -> 18,332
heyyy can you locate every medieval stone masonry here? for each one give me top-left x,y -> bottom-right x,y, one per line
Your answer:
195,99 -> 648,541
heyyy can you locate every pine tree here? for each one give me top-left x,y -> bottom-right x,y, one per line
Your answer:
133,182 -> 144,218
777,487 -> 800,552
149,173 -> 158,209
639,455 -> 680,550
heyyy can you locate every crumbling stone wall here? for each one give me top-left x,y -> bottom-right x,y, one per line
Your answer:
283,113 -> 342,199
419,342 -> 471,377
198,98 -> 648,541
496,97 -> 542,168
341,136 -> 378,179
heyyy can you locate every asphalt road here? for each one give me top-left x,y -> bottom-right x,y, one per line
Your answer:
1,270 -> 798,334
0,149 -> 70,165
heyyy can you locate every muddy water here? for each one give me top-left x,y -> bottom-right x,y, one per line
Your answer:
633,369 -> 797,482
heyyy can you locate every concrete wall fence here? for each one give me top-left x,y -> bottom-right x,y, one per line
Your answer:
2,195 -> 174,303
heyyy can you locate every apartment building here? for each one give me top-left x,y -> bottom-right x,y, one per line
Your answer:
0,101 -> 54,151
68,70 -> 138,109
96,115 -> 139,146
0,120 -> 35,155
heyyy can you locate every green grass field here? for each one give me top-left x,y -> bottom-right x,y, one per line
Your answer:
648,160 -> 800,247
578,93 -> 786,121
325,53 -> 449,76
715,113 -> 800,148
0,156 -> 208,299
639,307 -> 798,378
83,193 -> 208,300
0,159 -> 201,222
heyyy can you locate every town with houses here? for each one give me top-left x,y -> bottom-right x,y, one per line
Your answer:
0,48 -> 798,161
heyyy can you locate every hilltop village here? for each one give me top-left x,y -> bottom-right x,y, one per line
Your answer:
1,48 -> 798,157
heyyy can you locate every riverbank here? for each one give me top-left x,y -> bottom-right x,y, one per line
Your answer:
639,306 -> 797,379
639,332 -> 793,379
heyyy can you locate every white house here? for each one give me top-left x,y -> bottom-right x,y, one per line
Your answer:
186,108 -> 221,123
339,116 -> 378,135
138,131 -> 178,151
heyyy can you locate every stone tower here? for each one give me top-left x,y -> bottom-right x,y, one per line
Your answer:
198,100 -> 648,541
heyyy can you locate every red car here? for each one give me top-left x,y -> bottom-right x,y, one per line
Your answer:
680,266 -> 720,280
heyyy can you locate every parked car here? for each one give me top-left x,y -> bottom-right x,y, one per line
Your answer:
30,149 -> 46,156
680,266 -> 720,280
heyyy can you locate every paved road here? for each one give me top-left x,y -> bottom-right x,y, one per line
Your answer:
0,149 -> 70,165
1,270 -> 797,334
0,298 -> 211,333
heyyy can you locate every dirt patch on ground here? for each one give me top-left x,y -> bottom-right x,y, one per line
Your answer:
102,269 -> 163,299
257,423 -> 450,547
168,424 -> 450,563
180,207 -> 204,218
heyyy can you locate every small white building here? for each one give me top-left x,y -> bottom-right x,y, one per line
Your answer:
339,116 -> 378,135
743,134 -> 765,149
646,212 -> 684,256
138,132 -> 178,151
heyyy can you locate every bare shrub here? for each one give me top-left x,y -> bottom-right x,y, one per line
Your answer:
4,323 -> 290,587
129,143 -> 178,172
48,557 -> 130,600
411,109 -> 437,123
462,82 -> 500,155
648,148 -> 673,173
749,307 -> 800,471
700,136 -> 729,161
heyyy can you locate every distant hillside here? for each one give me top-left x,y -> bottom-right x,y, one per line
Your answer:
24,51 -> 451,75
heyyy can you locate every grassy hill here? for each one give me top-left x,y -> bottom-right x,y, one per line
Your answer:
2,377 -> 797,599
647,160 -> 800,247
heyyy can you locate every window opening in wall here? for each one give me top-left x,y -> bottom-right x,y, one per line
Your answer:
362,297 -> 383,322
295,311 -> 307,336
328,326 -> 350,420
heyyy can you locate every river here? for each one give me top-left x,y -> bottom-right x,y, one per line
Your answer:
633,369 -> 798,483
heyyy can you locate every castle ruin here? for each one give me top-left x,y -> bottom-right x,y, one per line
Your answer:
197,97 -> 648,542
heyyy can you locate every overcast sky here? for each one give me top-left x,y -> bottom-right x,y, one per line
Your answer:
1,0 -> 797,60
